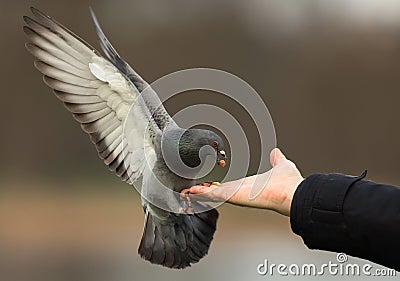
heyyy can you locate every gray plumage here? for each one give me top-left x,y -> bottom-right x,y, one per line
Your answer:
23,7 -> 225,269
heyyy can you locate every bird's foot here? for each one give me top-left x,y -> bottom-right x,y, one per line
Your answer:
178,182 -> 220,214
179,191 -> 194,215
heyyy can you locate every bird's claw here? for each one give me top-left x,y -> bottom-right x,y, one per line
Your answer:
178,206 -> 194,215
179,190 -> 194,215
178,181 -> 220,215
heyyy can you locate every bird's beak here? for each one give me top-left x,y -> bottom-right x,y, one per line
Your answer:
217,150 -> 226,167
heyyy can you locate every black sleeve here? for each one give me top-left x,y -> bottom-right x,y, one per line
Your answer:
290,171 -> 400,271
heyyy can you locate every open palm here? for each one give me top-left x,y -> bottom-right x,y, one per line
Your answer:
182,148 -> 303,216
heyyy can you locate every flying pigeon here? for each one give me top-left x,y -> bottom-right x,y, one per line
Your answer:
23,7 -> 227,269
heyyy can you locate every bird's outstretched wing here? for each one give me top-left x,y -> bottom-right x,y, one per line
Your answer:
89,7 -> 177,131
23,7 -> 160,183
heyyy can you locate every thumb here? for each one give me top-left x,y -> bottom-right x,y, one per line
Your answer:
270,148 -> 287,167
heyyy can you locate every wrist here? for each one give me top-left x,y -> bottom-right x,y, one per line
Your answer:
271,177 -> 303,216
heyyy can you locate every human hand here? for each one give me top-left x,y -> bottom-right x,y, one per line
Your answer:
181,148 -> 303,216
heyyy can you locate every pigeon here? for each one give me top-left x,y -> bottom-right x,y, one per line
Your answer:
23,7 -> 227,269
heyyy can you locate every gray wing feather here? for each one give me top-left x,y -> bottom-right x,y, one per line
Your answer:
89,7 -> 177,131
24,7 -> 159,183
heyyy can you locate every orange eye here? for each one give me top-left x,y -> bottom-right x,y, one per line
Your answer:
212,141 -> 218,147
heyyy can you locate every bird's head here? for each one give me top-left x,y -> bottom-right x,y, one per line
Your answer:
177,128 -> 226,168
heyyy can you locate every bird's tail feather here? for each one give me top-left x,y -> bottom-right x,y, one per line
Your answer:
138,202 -> 219,269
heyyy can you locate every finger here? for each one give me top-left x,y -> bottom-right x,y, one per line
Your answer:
187,185 -> 214,195
270,148 -> 286,167
186,185 -> 227,202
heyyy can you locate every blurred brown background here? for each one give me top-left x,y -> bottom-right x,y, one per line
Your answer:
1,0 -> 400,280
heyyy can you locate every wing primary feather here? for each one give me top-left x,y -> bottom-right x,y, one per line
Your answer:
104,141 -> 126,165
72,107 -> 112,123
109,145 -> 129,172
80,113 -> 116,133
29,7 -> 101,57
43,76 -> 99,94
53,90 -> 102,103
26,43 -> 93,79
95,126 -> 122,152
23,25 -> 87,70
35,61 -> 101,87
115,158 -> 129,176
89,122 -> 120,144
89,7 -> 119,63
63,101 -> 107,113
99,135 -> 122,158
23,15 -> 92,64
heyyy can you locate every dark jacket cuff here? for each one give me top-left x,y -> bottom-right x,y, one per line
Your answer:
290,171 -> 367,253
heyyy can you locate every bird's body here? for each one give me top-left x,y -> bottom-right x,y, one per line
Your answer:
23,7 -> 226,269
